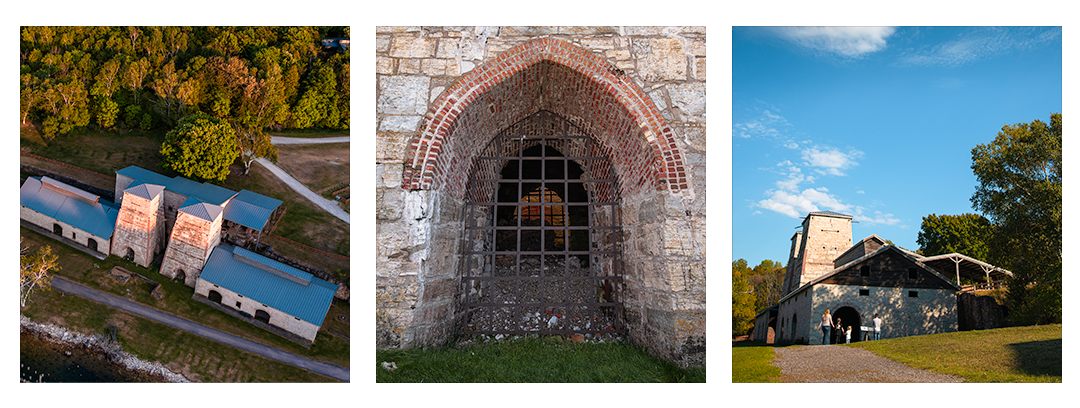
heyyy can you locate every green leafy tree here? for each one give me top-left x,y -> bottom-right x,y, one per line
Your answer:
916,213 -> 994,263
732,259 -> 757,337
160,112 -> 239,183
21,238 -> 59,308
748,260 -> 785,313
971,113 -> 1061,325
94,96 -> 120,128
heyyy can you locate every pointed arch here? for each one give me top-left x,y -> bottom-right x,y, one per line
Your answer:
402,37 -> 689,199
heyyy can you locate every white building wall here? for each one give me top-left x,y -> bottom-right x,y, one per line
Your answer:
20,206 -> 111,254
810,283 -> 957,343
194,279 -> 321,342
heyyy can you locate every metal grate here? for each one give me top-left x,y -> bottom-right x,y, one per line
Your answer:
460,110 -> 624,337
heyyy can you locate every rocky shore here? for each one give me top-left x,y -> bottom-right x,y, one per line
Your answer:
20,315 -> 190,383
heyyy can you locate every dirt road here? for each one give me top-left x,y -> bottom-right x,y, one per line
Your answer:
772,345 -> 963,382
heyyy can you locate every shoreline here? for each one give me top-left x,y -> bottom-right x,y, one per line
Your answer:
20,315 -> 190,383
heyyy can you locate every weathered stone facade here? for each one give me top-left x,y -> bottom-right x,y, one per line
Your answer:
376,26 -> 705,366
757,211 -> 962,345
782,212 -> 853,296
194,278 -> 321,343
111,186 -> 166,268
160,205 -> 224,287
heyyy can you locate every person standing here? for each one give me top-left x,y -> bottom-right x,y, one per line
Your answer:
873,313 -> 882,341
820,309 -> 832,345
845,326 -> 852,344
834,317 -> 842,344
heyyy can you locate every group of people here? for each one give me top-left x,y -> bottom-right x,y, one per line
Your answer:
819,309 -> 882,344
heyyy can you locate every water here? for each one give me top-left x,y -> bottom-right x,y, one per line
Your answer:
20,331 -> 166,383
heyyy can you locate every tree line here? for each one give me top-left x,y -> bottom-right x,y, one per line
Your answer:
732,259 -> 785,337
20,26 -> 350,178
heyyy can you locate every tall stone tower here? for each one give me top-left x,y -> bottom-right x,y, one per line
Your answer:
111,183 -> 167,268
782,211 -> 853,296
160,200 -> 225,287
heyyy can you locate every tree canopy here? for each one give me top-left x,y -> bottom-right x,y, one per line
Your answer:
970,113 -> 1061,325
19,26 -> 350,141
916,213 -> 994,263
160,112 -> 239,182
21,238 -> 59,308
732,258 -> 786,338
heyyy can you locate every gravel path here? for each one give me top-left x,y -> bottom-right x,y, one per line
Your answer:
772,345 -> 964,383
254,157 -> 350,224
271,136 -> 350,145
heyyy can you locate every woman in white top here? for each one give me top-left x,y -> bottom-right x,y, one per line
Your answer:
820,309 -> 832,345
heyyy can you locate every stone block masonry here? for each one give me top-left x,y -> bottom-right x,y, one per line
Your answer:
111,189 -> 166,268
160,207 -> 224,287
377,26 -> 706,368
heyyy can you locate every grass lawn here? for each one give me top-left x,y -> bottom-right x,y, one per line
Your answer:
376,336 -> 705,382
850,324 -> 1061,382
733,325 -> 1061,383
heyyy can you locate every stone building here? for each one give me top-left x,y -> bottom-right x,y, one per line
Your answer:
752,211 -> 1012,345
111,165 -> 282,286
194,245 -> 339,345
20,176 -> 120,256
376,26 -> 706,367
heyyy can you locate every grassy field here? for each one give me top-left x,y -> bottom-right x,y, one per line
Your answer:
732,324 -> 1061,383
20,227 -> 349,382
376,336 -> 706,382
850,324 -> 1061,382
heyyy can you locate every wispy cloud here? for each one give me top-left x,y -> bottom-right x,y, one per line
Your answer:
734,109 -> 792,140
757,187 -> 852,219
854,210 -> 902,226
897,27 -> 1061,67
772,27 -> 896,58
801,145 -> 862,176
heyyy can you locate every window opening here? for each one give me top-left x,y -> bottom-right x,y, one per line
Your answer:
461,110 -> 624,337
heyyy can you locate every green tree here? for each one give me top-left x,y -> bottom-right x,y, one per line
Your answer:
748,260 -> 785,313
160,112 -> 239,183
916,213 -> 994,263
971,113 -> 1061,325
20,238 -> 59,308
94,96 -> 120,128
732,259 -> 757,338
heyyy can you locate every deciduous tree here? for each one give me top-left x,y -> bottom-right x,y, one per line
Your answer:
732,259 -> 757,337
916,213 -> 994,263
160,112 -> 239,183
20,238 -> 59,308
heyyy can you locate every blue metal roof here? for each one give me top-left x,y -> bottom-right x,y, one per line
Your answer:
179,199 -> 223,222
125,182 -> 166,200
21,177 -> 120,239
117,166 -> 236,205
199,245 -> 338,326
117,166 -> 282,231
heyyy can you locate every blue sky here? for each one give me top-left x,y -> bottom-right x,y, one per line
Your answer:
732,27 -> 1062,268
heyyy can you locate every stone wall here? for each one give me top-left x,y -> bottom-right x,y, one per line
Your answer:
20,206 -> 111,256
784,213 -> 853,296
160,209 -> 223,287
802,284 -> 957,344
194,278 -> 320,343
111,190 -> 165,268
376,26 -> 705,367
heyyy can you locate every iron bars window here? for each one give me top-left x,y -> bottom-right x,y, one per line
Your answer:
461,111 -> 624,337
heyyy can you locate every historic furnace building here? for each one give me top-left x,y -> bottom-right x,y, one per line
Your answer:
21,166 -> 338,344
753,211 -> 1012,345
376,26 -> 706,367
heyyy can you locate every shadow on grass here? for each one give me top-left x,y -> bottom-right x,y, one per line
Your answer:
1008,338 -> 1061,377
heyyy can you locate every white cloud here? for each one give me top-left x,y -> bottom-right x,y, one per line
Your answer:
801,145 -> 862,176
757,187 -> 852,219
774,27 -> 896,58
853,211 -> 901,226
897,27 -> 1061,67
733,109 -> 792,140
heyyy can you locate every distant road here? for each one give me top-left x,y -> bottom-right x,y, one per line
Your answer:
255,158 -> 350,224
271,136 -> 350,145
50,277 -> 351,382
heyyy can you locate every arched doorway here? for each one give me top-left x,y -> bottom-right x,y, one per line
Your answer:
461,110 -> 623,336
791,313 -> 799,344
254,310 -> 270,324
208,290 -> 222,303
381,37 -> 703,364
87,238 -> 98,252
123,247 -> 135,261
833,306 -> 863,344
53,223 -> 62,235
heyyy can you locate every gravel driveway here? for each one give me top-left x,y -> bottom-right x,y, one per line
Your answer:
772,345 -> 963,383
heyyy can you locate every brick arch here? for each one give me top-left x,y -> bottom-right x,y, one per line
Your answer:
402,37 -> 689,198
